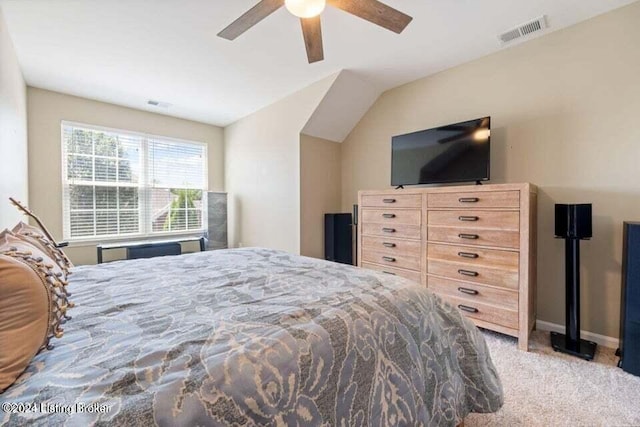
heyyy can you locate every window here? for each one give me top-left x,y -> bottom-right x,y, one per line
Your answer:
62,122 -> 208,241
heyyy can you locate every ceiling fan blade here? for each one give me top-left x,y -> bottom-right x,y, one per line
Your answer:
301,16 -> 324,63
327,0 -> 413,34
218,0 -> 285,40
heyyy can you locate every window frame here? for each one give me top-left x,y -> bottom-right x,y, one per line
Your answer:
60,121 -> 208,244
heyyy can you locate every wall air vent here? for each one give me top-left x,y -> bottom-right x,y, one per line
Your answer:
147,100 -> 172,109
499,15 -> 547,45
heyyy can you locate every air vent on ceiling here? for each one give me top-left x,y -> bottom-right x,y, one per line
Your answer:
499,15 -> 547,45
147,100 -> 172,109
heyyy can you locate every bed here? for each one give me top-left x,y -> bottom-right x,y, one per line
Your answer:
0,248 -> 503,426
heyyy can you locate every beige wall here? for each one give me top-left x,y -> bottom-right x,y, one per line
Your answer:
341,2 -> 640,339
27,87 -> 225,265
224,74 -> 337,254
0,8 -> 27,226
300,134 -> 342,259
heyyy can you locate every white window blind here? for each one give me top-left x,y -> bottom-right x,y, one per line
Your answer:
62,122 -> 208,241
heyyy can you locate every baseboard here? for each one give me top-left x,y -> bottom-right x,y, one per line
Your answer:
536,320 -> 620,349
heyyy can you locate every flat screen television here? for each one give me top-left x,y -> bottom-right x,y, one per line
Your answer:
391,117 -> 491,186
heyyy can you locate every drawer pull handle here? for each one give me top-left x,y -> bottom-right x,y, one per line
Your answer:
383,242 -> 396,248
383,198 -> 396,203
382,256 -> 396,262
382,213 -> 396,218
458,252 -> 479,259
458,216 -> 479,222
382,228 -> 396,233
458,233 -> 479,240
382,271 -> 396,276
459,197 -> 479,203
458,287 -> 479,295
458,304 -> 479,313
458,269 -> 479,277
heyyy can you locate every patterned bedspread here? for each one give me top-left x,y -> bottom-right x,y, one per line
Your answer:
1,248 -> 502,426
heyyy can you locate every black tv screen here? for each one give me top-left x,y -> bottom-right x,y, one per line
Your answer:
391,117 -> 491,186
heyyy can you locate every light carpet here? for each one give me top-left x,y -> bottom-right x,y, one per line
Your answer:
466,330 -> 640,426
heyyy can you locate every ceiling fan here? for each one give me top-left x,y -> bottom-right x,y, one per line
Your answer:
217,0 -> 413,64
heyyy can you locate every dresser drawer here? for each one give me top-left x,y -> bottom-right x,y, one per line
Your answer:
428,276 -> 518,311
428,191 -> 519,209
361,193 -> 422,208
362,209 -> 421,226
362,223 -> 421,240
428,226 -> 519,249
428,259 -> 519,290
428,210 -> 519,231
362,237 -> 421,271
361,262 -> 422,283
363,235 -> 422,257
437,293 -> 518,330
427,243 -> 518,271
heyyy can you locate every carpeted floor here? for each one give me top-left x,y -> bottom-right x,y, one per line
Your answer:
466,330 -> 640,426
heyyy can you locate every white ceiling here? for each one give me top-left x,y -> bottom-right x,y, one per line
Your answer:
1,0 -> 636,127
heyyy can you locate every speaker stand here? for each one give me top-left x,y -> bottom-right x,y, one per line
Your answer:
550,238 -> 597,361
550,332 -> 597,361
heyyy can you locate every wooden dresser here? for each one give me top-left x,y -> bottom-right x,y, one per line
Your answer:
358,183 -> 537,350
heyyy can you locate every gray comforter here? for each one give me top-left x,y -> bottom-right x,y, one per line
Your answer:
1,248 -> 502,426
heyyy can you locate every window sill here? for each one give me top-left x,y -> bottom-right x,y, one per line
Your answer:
65,231 -> 205,248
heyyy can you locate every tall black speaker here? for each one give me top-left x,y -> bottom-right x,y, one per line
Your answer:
325,213 -> 353,265
618,222 -> 640,376
551,203 -> 597,360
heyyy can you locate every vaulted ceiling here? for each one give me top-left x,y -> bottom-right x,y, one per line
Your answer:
1,0 -> 636,126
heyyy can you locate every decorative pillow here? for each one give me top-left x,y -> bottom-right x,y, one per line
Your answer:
0,231 -> 74,392
12,221 -> 73,274
1,230 -> 68,282
0,254 -> 50,392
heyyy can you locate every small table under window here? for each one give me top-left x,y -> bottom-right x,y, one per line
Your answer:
97,236 -> 205,264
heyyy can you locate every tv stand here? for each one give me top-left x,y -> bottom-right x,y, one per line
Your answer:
475,181 -> 483,185
395,185 -> 404,190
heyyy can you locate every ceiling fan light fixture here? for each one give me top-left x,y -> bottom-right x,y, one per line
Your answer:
285,0 -> 326,18
218,0 -> 413,64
